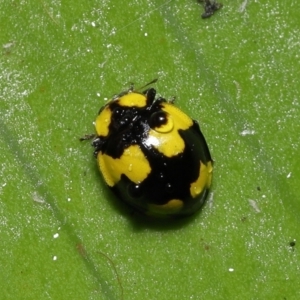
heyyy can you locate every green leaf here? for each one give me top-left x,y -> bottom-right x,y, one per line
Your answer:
1,0 -> 299,299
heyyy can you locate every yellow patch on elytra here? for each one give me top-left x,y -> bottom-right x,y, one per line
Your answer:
118,93 -> 147,107
148,199 -> 184,215
190,161 -> 213,198
98,145 -> 151,187
95,106 -> 112,137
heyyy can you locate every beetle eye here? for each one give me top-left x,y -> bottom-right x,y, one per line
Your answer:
149,111 -> 174,133
150,111 -> 167,127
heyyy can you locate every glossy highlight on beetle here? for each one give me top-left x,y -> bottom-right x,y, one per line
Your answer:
84,83 -> 213,218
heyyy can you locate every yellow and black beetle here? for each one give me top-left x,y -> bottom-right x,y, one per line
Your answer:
81,82 -> 213,218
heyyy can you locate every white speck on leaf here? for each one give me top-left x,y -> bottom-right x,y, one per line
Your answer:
248,199 -> 261,213
32,192 -> 45,204
238,0 -> 248,13
240,129 -> 255,136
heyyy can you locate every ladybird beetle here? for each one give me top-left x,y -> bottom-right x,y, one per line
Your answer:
81,82 -> 213,218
